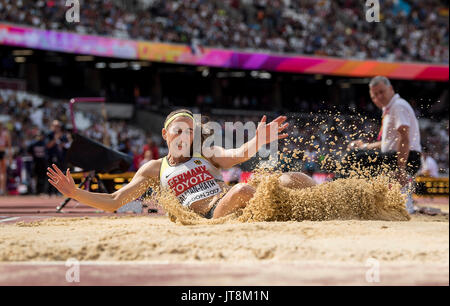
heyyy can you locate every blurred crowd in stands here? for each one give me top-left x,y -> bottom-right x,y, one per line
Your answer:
0,89 -> 162,195
0,0 -> 448,63
0,89 -> 448,195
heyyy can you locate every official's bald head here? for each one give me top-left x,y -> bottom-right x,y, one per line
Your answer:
369,76 -> 395,109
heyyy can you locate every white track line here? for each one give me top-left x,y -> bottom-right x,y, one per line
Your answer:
0,217 -> 20,223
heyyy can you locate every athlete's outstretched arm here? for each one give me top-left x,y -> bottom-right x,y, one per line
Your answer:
47,159 -> 161,213
206,115 -> 289,169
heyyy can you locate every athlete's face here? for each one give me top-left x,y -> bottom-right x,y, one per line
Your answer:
370,83 -> 395,109
162,117 -> 194,158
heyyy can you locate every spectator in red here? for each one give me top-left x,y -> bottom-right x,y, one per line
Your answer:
139,150 -> 154,168
142,137 -> 159,161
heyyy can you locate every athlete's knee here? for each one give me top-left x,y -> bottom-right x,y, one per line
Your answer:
279,173 -> 295,187
234,183 -> 255,194
231,183 -> 255,203
279,172 -> 317,188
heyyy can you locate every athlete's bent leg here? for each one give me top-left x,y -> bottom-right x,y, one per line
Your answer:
279,172 -> 317,190
213,183 -> 256,219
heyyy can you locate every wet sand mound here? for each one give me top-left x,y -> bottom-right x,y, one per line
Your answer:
0,214 -> 446,263
240,174 -> 409,222
158,174 -> 410,225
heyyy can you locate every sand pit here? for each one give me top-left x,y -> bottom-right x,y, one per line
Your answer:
1,214 -> 448,264
1,199 -> 448,285
1,173 -> 448,286
1,173 -> 448,285
1,175 -> 447,265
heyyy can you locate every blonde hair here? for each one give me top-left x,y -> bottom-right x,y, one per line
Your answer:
164,110 -> 194,129
163,109 -> 213,155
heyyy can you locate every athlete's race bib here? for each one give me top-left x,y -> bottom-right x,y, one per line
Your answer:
166,165 -> 222,207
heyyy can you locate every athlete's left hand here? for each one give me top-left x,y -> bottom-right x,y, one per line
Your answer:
256,115 -> 289,147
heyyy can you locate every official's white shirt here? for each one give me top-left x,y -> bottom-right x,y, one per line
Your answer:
381,94 -> 422,153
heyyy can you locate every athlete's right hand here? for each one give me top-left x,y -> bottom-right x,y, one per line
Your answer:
47,164 -> 77,198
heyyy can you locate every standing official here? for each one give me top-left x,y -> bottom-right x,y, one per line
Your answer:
348,76 -> 422,184
346,77 -> 422,213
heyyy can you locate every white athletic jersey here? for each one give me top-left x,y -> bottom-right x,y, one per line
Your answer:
381,94 -> 422,153
159,154 -> 224,207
